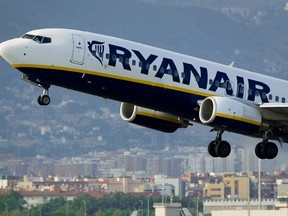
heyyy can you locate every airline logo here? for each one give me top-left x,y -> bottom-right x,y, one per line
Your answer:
88,40 -> 270,103
88,40 -> 105,66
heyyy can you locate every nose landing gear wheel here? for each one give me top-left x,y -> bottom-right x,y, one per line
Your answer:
38,95 -> 51,106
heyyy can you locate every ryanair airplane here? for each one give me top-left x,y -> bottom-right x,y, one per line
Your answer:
0,28 -> 286,160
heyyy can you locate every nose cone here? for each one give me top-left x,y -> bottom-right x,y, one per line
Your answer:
0,42 -> 3,57
0,39 -> 21,65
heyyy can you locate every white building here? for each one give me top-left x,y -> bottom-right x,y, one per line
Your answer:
154,175 -> 185,198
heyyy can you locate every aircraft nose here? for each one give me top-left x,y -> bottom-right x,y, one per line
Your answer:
0,39 -> 21,64
0,42 -> 3,57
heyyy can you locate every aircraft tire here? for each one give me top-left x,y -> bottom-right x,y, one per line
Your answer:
208,141 -> 218,157
255,142 -> 266,159
263,142 -> 278,159
37,95 -> 43,105
38,95 -> 50,106
215,141 -> 231,158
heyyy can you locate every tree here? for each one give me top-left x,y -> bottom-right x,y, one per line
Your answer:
112,209 -> 122,216
0,191 -> 26,214
95,209 -> 105,216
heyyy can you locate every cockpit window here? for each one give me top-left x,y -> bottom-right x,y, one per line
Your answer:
21,34 -> 52,44
22,34 -> 35,39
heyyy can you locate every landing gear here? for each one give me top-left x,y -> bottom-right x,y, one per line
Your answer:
208,129 -> 279,159
255,132 -> 278,160
208,130 -> 231,158
37,88 -> 51,106
21,74 -> 51,106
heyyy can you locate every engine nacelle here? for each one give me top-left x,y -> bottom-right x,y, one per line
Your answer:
120,103 -> 188,133
199,96 -> 262,134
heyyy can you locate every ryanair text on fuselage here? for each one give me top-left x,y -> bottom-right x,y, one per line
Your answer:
88,41 -> 270,103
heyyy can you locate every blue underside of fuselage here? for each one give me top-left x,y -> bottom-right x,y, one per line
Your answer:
17,67 -> 203,121
16,67 -> 288,141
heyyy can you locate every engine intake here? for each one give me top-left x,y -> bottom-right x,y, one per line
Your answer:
120,102 -> 188,133
199,96 -> 262,134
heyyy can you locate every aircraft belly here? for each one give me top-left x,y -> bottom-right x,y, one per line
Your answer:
17,66 -> 201,120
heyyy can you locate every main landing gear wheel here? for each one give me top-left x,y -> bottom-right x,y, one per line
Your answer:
255,141 -> 278,160
208,130 -> 231,158
37,88 -> 50,106
208,140 -> 231,158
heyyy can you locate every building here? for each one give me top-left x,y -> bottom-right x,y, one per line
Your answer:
154,175 -> 186,198
204,173 -> 249,199
204,182 -> 225,199
153,203 -> 182,216
211,209 -> 287,216
107,177 -> 145,193
54,162 -> 97,177
222,173 -> 249,199
204,199 -> 276,214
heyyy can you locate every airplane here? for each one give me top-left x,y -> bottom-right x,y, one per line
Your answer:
0,28 -> 287,160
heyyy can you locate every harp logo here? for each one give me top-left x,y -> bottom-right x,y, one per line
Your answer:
88,41 -> 105,65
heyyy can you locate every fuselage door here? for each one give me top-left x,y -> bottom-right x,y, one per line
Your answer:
71,34 -> 85,65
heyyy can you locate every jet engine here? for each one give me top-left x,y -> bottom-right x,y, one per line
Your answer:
120,102 -> 188,133
199,96 -> 262,134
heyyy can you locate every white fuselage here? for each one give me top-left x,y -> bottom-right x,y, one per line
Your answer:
0,28 -> 288,141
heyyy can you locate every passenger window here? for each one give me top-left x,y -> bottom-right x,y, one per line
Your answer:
174,70 -> 179,77
261,92 -> 267,100
106,53 -> 110,59
145,63 -> 150,70
275,96 -> 279,102
132,60 -> 136,66
269,94 -> 273,100
153,65 -> 157,71
239,85 -> 244,93
227,82 -> 232,90
282,97 -> 286,103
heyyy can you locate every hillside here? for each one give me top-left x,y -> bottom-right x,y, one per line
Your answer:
0,0 -> 287,158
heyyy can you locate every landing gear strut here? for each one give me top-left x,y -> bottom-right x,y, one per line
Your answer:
21,74 -> 51,106
255,131 -> 278,159
37,88 -> 51,106
208,130 -> 231,158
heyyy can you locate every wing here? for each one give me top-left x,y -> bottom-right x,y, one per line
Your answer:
259,103 -> 288,142
260,103 -> 288,123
